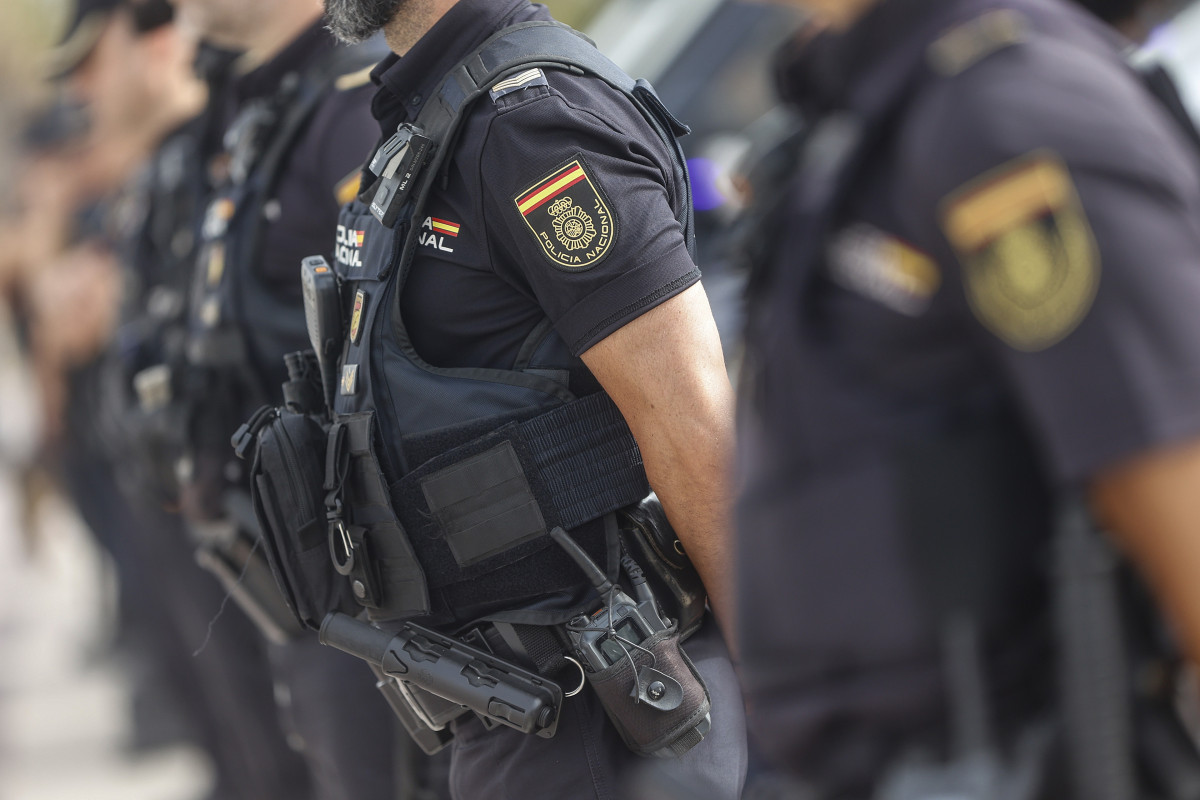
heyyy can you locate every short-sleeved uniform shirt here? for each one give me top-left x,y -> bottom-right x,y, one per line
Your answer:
736,0 -> 1200,790
366,0 -> 699,372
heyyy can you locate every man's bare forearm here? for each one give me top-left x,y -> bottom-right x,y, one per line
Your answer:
1092,436 -> 1200,665
581,283 -> 737,629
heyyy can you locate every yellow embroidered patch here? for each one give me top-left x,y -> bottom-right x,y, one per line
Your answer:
334,169 -> 363,206
335,65 -> 374,91
927,9 -> 1025,77
514,158 -> 616,271
941,151 -> 1099,352
206,243 -> 226,287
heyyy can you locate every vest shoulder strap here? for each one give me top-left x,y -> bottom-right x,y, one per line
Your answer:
378,21 -> 694,276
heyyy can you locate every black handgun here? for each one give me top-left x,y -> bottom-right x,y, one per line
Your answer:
319,613 -> 562,740
299,255 -> 341,411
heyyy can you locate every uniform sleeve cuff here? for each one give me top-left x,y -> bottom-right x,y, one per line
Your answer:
558,261 -> 701,355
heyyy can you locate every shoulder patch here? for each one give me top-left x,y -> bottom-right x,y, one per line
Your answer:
940,150 -> 1099,352
928,9 -> 1026,77
334,168 -> 364,206
335,65 -> 375,91
490,68 -> 549,102
513,157 -> 617,271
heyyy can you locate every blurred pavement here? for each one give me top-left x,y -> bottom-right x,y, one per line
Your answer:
0,316 -> 213,800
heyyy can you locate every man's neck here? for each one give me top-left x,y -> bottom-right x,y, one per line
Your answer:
383,0 -> 459,56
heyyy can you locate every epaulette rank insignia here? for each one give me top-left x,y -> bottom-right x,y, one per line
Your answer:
928,9 -> 1026,77
335,65 -> 374,91
940,150 -> 1099,352
334,167 -> 363,206
490,68 -> 549,102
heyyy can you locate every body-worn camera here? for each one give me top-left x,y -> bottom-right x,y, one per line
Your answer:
551,527 -> 712,758
367,123 -> 431,228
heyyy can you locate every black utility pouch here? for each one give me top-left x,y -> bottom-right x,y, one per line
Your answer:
586,623 -> 712,758
234,401 -> 356,630
618,496 -> 707,640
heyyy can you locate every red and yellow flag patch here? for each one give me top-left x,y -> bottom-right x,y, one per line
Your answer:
514,158 -> 616,271
940,150 -> 1099,351
430,217 -> 460,237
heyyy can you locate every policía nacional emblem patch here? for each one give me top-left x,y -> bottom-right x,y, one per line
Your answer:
940,150 -> 1099,352
514,157 -> 616,270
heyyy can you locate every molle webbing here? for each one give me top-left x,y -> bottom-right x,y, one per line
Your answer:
338,392 -> 648,622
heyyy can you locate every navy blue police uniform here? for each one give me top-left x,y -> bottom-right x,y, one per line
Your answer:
736,0 -> 1200,796
319,0 -> 747,797
100,54 -> 323,800
179,22 -> 423,800
47,3 -> 322,795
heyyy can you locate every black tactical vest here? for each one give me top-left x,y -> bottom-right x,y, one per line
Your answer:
323,22 -> 695,627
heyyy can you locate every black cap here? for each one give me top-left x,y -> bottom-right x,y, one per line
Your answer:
45,0 -> 175,79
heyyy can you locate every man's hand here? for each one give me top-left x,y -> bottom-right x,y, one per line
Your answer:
581,282 -> 736,632
1091,436 -> 1200,665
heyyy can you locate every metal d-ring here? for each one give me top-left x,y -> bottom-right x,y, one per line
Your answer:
563,655 -> 587,698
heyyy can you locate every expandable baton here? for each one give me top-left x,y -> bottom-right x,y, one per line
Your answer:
319,612 -> 562,739
299,255 -> 342,411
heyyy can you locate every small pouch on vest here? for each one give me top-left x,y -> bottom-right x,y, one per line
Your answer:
617,497 -> 706,640
585,623 -> 711,758
234,403 -> 357,630
336,411 -> 432,622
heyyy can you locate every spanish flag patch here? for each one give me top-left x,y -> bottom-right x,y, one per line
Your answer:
430,217 -> 460,237
514,157 -> 616,271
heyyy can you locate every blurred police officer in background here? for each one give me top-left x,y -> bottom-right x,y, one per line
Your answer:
38,2 -> 337,798
737,0 -> 1200,797
161,0 -> 435,796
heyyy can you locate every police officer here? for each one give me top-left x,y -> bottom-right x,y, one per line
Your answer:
302,0 -> 748,796
47,2 -> 327,797
738,0 -> 1200,796
165,0 -> 421,796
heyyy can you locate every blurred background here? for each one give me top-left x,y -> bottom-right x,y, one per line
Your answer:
0,0 -> 1197,798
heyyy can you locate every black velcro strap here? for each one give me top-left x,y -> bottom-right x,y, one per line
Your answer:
522,393 -> 647,530
380,393 -> 647,618
398,392 -> 646,544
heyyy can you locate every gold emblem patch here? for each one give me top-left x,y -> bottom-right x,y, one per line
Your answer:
514,158 -> 616,270
941,151 -> 1099,351
349,290 -> 366,344
206,243 -> 226,287
334,169 -> 363,206
340,364 -> 359,396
